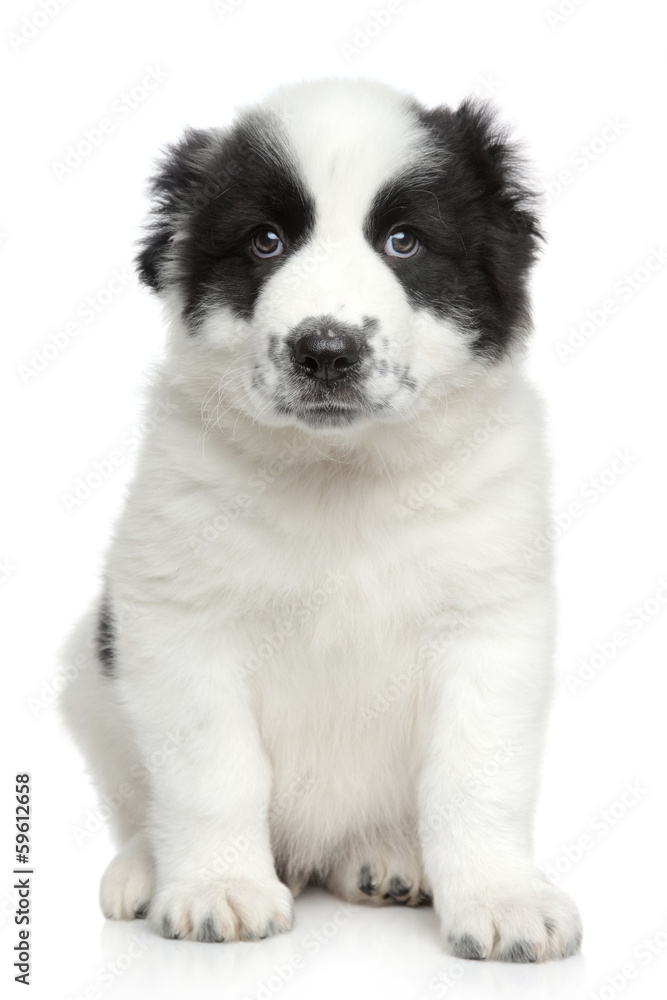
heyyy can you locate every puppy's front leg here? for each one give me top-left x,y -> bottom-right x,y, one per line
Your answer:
419,589 -> 582,962
114,604 -> 292,942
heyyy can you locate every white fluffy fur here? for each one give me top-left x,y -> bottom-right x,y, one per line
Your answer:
59,80 -> 581,960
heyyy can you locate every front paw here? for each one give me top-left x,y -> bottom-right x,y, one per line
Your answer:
441,878 -> 582,963
149,875 -> 294,943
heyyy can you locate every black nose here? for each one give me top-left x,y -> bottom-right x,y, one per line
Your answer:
293,326 -> 361,382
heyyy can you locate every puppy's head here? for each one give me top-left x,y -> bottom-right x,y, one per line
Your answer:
138,80 -> 541,434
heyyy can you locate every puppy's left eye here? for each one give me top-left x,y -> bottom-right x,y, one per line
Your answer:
250,229 -> 284,258
384,230 -> 419,258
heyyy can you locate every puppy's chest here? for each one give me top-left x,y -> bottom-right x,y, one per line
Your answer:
199,466 -> 472,618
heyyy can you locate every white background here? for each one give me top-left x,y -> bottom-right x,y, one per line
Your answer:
2,0 -> 666,998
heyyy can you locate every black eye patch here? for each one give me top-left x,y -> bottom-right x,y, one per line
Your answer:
364,101 -> 542,359
137,111 -> 316,330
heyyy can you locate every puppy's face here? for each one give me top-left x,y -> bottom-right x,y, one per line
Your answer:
139,81 -> 541,433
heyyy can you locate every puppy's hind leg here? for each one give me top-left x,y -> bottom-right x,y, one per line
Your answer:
325,832 -> 432,908
99,833 -> 154,920
58,606 -> 155,919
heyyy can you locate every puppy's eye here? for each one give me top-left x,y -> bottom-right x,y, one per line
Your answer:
384,229 -> 419,258
250,229 -> 284,259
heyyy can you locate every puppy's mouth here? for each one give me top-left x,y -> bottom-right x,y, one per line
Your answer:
277,398 -> 365,427
276,373 -> 370,426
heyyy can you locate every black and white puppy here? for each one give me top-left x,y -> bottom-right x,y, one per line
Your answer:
60,78 -> 582,961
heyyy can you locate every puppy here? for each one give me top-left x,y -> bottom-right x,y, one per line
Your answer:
59,78 -> 582,961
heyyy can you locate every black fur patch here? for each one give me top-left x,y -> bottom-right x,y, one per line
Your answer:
96,597 -> 115,677
365,99 -> 543,359
197,916 -> 224,943
500,940 -> 539,963
414,888 -> 432,906
447,932 -> 486,960
386,876 -> 411,901
136,111 -> 315,329
358,863 -> 377,896
161,915 -> 183,940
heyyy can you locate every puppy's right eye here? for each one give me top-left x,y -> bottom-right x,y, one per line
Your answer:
250,229 -> 284,259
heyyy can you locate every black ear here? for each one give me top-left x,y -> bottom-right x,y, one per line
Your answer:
448,98 -> 543,264
136,128 -> 218,291
417,98 -> 544,355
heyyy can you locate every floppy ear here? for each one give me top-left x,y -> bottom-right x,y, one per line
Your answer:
448,98 -> 544,267
136,128 -> 218,291
417,98 -> 543,355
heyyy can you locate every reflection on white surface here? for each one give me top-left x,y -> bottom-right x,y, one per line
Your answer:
84,887 -> 586,1000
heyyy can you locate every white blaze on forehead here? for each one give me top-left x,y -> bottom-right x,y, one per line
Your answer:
259,79 -> 429,235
